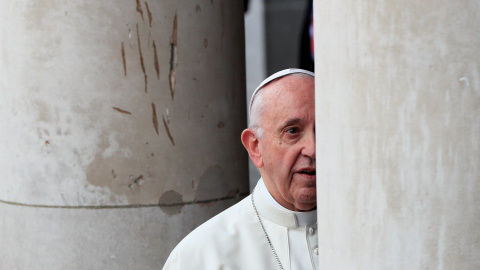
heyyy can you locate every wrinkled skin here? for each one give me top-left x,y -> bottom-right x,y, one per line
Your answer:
242,75 -> 316,211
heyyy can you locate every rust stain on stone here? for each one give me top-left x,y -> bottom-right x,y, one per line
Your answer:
145,1 -> 153,27
169,66 -> 176,99
136,0 -> 144,20
153,40 -> 160,79
132,174 -> 144,186
169,13 -> 178,100
204,38 -> 208,48
136,24 -> 145,74
144,74 -> 148,93
113,107 -> 132,114
151,103 -> 159,135
121,42 -> 127,76
162,115 -> 175,146
171,13 -> 177,48
196,5 -> 201,12
217,122 -> 225,128
158,190 -> 184,215
136,24 -> 147,92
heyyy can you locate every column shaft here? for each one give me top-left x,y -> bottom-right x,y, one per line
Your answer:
0,1 -> 248,268
315,1 -> 480,269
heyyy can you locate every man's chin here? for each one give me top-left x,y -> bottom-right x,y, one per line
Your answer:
292,190 -> 317,211
294,202 -> 317,212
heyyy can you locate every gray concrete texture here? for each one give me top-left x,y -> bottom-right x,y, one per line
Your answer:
0,199 -> 241,269
0,1 -> 248,268
315,1 -> 480,269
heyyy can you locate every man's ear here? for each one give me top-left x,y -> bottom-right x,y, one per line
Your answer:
241,129 -> 263,168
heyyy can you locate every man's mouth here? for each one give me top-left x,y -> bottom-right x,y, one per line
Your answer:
299,169 -> 316,176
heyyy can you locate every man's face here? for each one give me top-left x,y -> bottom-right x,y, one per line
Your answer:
257,75 -> 316,211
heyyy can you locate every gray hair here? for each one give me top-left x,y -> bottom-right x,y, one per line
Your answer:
248,88 -> 265,138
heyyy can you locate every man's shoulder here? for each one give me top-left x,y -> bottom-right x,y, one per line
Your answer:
162,192 -> 283,269
163,195 -> 258,269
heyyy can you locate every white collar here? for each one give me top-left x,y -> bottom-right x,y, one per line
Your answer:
255,178 -> 317,227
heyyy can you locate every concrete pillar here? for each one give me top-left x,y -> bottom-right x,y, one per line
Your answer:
0,1 -> 248,269
315,1 -> 480,269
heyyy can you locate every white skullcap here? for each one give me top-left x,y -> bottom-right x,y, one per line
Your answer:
249,68 -> 315,114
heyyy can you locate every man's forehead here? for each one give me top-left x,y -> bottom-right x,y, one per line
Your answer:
249,68 -> 314,114
264,86 -> 315,129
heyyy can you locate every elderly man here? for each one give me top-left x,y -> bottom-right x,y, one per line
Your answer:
163,68 -> 317,270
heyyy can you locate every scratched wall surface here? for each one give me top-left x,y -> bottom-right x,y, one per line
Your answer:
0,0 -> 248,268
0,1 -> 248,206
315,1 -> 480,269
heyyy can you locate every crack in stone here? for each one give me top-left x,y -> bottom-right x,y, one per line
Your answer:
0,192 -> 249,209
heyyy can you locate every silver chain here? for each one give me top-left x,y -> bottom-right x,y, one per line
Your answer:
251,192 -> 284,270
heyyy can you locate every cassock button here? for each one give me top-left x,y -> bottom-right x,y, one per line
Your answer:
314,248 -> 319,255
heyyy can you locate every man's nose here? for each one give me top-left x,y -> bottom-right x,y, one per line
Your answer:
301,130 -> 316,160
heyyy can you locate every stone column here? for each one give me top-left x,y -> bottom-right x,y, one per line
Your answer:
315,1 -> 480,269
0,1 -> 248,269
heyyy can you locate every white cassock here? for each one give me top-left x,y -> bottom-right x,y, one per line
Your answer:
163,179 -> 318,270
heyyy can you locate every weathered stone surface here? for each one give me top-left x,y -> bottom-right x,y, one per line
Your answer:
315,1 -> 480,269
0,1 -> 248,268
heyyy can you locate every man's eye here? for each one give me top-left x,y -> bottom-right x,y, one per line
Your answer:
286,127 -> 299,134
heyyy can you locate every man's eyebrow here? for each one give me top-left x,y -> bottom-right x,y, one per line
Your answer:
284,118 -> 301,126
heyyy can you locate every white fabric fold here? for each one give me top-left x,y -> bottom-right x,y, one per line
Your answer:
162,180 -> 318,270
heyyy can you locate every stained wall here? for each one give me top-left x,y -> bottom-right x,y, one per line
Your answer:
0,1 -> 248,268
